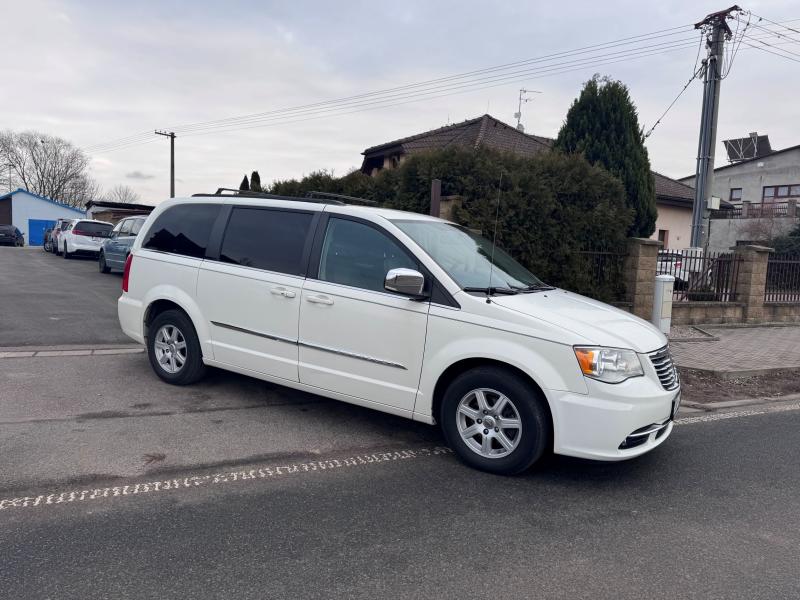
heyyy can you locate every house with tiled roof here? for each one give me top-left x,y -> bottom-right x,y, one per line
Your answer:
360,116 -> 701,248
360,114 -> 551,175
649,172 -> 697,249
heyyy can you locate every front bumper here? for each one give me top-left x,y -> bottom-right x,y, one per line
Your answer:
548,374 -> 679,461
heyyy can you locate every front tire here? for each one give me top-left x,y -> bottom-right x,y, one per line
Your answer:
440,367 -> 550,475
147,309 -> 206,385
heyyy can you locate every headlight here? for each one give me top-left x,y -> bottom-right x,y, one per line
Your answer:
573,346 -> 643,384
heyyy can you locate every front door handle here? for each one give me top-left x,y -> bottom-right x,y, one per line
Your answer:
306,294 -> 334,305
270,287 -> 296,299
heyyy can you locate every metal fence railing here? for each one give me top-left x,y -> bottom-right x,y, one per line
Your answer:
765,253 -> 800,302
710,201 -> 792,219
657,249 -> 742,302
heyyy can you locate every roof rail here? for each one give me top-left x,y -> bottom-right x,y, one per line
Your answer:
305,191 -> 376,205
190,188 -> 345,205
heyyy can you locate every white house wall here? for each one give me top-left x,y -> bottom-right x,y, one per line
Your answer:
682,147 -> 800,203
11,192 -> 84,243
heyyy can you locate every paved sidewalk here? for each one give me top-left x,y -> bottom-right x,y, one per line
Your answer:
671,325 -> 800,376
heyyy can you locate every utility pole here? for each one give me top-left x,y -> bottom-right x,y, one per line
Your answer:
155,130 -> 176,198
690,6 -> 740,248
513,89 -> 541,132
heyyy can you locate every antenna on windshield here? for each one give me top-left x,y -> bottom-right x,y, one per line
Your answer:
486,171 -> 503,304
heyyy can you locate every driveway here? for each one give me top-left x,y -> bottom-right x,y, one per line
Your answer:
0,247 -> 129,347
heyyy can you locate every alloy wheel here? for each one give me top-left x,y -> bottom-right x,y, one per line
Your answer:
456,388 -> 522,459
153,324 -> 188,374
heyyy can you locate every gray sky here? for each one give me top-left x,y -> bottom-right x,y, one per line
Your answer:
3,0 -> 798,203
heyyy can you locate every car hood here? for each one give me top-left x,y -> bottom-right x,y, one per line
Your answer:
491,289 -> 667,353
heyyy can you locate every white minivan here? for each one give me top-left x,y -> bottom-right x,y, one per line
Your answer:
118,193 -> 680,474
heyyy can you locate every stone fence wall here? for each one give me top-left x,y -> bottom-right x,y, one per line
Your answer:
624,238 -> 800,325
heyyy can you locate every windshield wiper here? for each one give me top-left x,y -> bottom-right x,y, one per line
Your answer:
463,286 -> 519,296
516,283 -> 555,293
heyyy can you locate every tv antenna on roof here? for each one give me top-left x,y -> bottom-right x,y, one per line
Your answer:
514,89 -> 542,132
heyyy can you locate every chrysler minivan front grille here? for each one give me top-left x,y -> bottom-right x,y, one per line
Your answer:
649,346 -> 679,391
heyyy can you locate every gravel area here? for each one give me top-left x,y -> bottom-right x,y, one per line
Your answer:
679,368 -> 800,403
669,325 -> 713,341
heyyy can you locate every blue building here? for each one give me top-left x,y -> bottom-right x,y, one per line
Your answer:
0,189 -> 86,245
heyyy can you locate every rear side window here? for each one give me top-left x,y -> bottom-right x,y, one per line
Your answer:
143,204 -> 221,259
76,221 -> 113,237
220,207 -> 314,275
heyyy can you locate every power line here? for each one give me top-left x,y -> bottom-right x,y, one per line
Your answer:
166,25 -> 696,134
82,17 -> 800,155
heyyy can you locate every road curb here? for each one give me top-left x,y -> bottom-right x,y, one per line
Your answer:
677,365 -> 800,380
682,393 -> 800,411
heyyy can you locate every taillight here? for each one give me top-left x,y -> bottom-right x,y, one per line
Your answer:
675,261 -> 682,268
122,254 -> 133,292
73,229 -> 86,236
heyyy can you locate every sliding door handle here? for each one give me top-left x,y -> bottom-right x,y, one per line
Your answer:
306,294 -> 334,305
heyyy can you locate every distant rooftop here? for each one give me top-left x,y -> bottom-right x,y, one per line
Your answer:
361,114 -> 552,173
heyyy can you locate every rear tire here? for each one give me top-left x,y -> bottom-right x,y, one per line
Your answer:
147,309 -> 206,385
440,366 -> 550,475
99,252 -> 111,273
62,242 -> 70,259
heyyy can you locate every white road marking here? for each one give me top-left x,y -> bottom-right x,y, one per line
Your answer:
675,402 -> 800,425
0,348 -> 144,359
0,447 -> 453,513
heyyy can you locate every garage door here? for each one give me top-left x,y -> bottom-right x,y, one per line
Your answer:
28,219 -> 56,246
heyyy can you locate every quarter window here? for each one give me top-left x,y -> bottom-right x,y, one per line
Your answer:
317,218 -> 417,293
219,207 -> 314,275
142,204 -> 221,258
130,218 -> 145,235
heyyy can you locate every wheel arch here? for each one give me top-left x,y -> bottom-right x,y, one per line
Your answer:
431,357 -> 554,448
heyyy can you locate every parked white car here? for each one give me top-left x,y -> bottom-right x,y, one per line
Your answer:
118,194 -> 680,474
60,219 -> 113,259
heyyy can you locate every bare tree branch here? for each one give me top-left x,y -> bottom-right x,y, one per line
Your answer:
104,184 -> 141,204
0,129 -> 99,207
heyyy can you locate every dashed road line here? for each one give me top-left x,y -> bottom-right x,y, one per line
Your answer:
0,348 -> 144,359
0,447 -> 453,513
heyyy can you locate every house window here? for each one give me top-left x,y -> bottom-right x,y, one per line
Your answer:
657,229 -> 669,248
763,185 -> 800,200
729,188 -> 742,201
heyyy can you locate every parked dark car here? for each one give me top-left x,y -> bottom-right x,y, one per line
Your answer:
43,227 -> 54,252
99,215 -> 147,273
0,225 -> 24,246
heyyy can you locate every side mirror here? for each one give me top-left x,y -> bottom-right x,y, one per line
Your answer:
384,268 -> 426,297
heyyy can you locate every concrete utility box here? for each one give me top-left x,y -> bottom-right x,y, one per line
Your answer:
652,275 -> 675,334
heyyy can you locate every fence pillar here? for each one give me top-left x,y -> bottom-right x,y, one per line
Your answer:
623,238 -> 661,320
788,198 -> 797,218
733,245 -> 773,323
741,200 -> 751,217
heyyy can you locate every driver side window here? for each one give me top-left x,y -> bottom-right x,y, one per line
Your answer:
318,218 -> 417,293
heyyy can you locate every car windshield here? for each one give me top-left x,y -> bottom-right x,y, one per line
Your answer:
392,220 -> 545,291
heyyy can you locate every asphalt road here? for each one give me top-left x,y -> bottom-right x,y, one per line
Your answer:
2,244 -> 800,598
0,247 -> 129,346
2,406 -> 799,600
